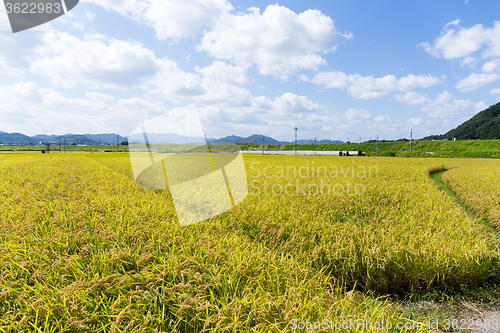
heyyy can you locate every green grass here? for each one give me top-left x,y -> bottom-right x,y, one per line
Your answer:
240,139 -> 500,158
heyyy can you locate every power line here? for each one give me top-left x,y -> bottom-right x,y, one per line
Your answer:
294,126 -> 298,155
410,128 -> 413,152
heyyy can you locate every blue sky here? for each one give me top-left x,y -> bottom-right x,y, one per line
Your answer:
0,0 -> 499,141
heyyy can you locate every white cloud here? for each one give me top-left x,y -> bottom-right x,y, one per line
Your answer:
455,73 -> 500,91
373,115 -> 392,123
197,5 -> 351,79
27,32 -> 207,101
407,118 -> 423,127
0,11 -> 49,72
394,92 -> 431,105
419,20 -> 500,59
271,93 -> 327,114
82,0 -> 233,40
195,61 -> 248,85
195,93 -> 333,140
0,82 -> 171,135
84,11 -> 96,21
32,33 -> 162,89
395,90 -> 487,119
0,82 -> 43,106
344,108 -> 372,123
420,90 -> 487,118
84,92 -> 116,103
303,71 -> 439,99
14,31 -> 263,108
490,88 -> 500,101
482,59 -> 500,73
460,56 -> 477,67
337,124 -> 351,130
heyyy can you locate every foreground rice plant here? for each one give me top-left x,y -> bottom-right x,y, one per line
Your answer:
441,159 -> 500,230
0,152 -> 497,332
227,156 -> 499,294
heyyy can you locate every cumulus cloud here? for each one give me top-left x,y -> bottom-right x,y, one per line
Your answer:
455,73 -> 500,91
482,59 -> 500,73
0,11 -> 49,71
0,82 -> 43,108
195,61 -> 248,85
344,108 -> 372,123
32,33 -> 165,89
197,5 -> 351,79
460,56 -> 477,68
491,88 -> 500,101
420,90 -> 487,118
271,93 -> 327,114
419,20 -> 500,59
395,90 -> 487,119
454,58 -> 500,92
0,82 -> 170,135
419,19 -> 500,92
195,93 -> 333,140
407,118 -> 423,127
80,1 -> 351,79
82,0 -> 233,40
6,31 -> 262,108
394,92 -> 431,105
4,33 -> 251,112
303,71 -> 439,99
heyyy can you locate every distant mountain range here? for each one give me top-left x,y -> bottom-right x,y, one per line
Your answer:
424,101 -> 500,140
211,134 -> 343,145
0,131 -> 344,145
0,133 -> 127,145
129,133 -> 213,145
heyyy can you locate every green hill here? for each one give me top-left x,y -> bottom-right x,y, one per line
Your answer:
425,102 -> 500,140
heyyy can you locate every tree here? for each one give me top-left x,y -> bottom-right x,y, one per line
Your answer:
120,141 -> 129,146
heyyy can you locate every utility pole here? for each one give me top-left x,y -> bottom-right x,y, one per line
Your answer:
186,136 -> 188,153
262,136 -> 264,155
117,134 -> 119,152
410,128 -> 413,152
315,137 -> 316,155
99,139 -> 101,151
376,135 -> 379,156
294,126 -> 298,155
58,136 -> 61,153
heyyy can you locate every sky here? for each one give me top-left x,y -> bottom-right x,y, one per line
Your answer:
0,0 -> 500,142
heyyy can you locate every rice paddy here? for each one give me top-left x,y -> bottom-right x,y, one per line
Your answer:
0,152 -> 499,332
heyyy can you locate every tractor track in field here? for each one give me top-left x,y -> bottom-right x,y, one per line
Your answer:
429,167 -> 500,333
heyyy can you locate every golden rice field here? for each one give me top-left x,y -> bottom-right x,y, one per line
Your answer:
441,160 -> 500,230
0,152 -> 499,332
